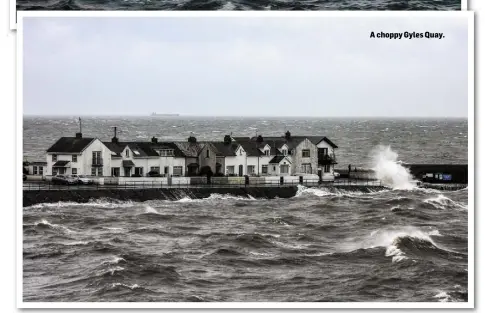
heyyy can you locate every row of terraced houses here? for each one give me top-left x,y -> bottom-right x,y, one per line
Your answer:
44,130 -> 338,181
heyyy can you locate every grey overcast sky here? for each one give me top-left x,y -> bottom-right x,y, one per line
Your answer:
23,16 -> 469,117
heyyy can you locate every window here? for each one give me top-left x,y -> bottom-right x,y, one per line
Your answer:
302,163 -> 312,174
133,150 -> 140,156
72,155 -> 77,162
164,166 -> 169,174
247,165 -> 255,174
52,154 -> 57,162
227,166 -> 235,174
92,151 -> 102,165
135,167 -> 144,176
280,165 -> 289,174
173,166 -> 183,176
159,149 -> 174,157
324,165 -> 330,173
91,167 -> 102,176
302,149 -> 310,158
39,167 -> 43,175
240,149 -> 243,156
150,166 -> 160,173
33,166 -> 38,175
262,165 -> 268,174
273,166 -> 276,171
111,167 -> 120,177
282,149 -> 287,156
265,150 -> 270,156
126,149 -> 130,157
206,149 -> 210,158
72,168 -> 77,175
53,169 -> 58,176
91,167 -> 96,176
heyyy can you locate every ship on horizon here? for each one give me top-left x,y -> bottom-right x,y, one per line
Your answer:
150,112 -> 180,117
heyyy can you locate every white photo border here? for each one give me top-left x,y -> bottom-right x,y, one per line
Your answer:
9,0 -> 469,30
16,10 -> 475,309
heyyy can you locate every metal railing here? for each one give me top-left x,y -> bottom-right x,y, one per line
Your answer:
23,178 -> 383,191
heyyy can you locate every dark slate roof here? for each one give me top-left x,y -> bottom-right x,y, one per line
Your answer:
173,142 -> 205,157
47,137 -> 95,153
237,140 -> 263,157
103,142 -> 125,157
52,160 -> 70,167
269,156 -> 291,164
247,135 -> 338,149
211,142 -> 239,157
122,160 -> 135,167
127,142 -> 160,157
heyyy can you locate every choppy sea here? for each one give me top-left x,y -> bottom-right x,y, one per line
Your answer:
16,0 -> 461,10
23,116 -> 469,302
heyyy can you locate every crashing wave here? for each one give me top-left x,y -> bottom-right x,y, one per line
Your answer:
371,145 -> 417,190
424,194 -> 467,210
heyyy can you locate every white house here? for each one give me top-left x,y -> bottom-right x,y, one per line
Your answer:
44,132 -> 338,181
46,133 -> 113,176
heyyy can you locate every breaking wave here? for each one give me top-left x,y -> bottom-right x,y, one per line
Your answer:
424,195 -> 467,210
371,145 -> 417,190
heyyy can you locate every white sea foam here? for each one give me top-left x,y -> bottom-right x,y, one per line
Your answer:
424,194 -> 467,210
371,145 -> 417,190
103,256 -> 126,265
295,185 -> 387,198
26,199 -> 136,210
434,291 -> 452,302
144,205 -> 159,214
348,226 -> 443,263
111,283 -> 141,290
35,219 -> 74,233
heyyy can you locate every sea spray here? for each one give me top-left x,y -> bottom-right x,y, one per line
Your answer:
371,145 -> 417,189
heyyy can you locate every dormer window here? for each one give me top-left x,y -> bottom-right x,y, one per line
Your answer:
206,149 -> 210,158
52,154 -> 57,162
72,155 -> 77,162
126,150 -> 130,157
265,150 -> 270,156
282,149 -> 287,156
159,149 -> 174,157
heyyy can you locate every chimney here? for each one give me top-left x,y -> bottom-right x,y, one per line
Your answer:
224,135 -> 232,145
188,136 -> 197,143
76,117 -> 82,138
285,130 -> 291,140
151,136 -> 158,143
256,135 -> 264,143
111,126 -> 118,143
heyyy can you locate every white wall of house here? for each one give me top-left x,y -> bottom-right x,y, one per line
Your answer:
292,138 -> 318,175
27,164 -> 47,176
79,139 -> 113,176
158,157 -> 186,176
46,153 -> 74,176
316,140 -> 337,179
224,146 -> 247,176
246,155 -> 272,176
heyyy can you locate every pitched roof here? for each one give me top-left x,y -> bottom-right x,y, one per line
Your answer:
237,140 -> 263,157
211,142 -> 239,157
269,156 -> 291,164
173,142 -> 205,157
47,137 -> 95,153
247,135 -> 338,149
